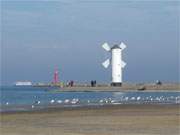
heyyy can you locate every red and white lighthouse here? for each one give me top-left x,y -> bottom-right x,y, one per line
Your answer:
53,68 -> 59,84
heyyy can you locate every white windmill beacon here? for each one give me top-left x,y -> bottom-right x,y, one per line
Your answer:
102,42 -> 127,86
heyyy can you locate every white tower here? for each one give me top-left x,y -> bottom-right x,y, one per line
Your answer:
102,42 -> 127,86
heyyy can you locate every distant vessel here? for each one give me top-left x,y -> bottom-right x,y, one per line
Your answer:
15,81 -> 32,86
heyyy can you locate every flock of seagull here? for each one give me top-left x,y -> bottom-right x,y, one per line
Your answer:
4,95 -> 180,109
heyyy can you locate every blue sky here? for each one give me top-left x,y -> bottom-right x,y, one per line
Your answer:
1,0 -> 180,85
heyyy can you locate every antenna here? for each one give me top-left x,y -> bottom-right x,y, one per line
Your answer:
101,42 -> 127,86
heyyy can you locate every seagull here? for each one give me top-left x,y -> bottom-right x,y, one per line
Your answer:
111,100 -> 116,103
57,100 -> 62,104
71,99 -> 79,104
137,96 -> 141,101
125,97 -> 129,101
6,102 -> 9,105
99,99 -> 104,103
155,97 -> 160,101
50,99 -> 55,104
64,99 -> 70,103
71,100 -> 77,104
34,101 -> 40,104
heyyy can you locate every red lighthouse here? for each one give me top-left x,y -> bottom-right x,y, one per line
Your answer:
53,68 -> 59,84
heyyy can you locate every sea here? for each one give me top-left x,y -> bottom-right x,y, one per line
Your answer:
0,86 -> 180,112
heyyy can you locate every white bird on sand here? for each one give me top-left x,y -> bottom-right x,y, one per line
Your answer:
6,102 -> 9,105
64,99 -> 70,103
31,105 -> 34,108
125,97 -> 129,101
137,96 -> 141,101
34,101 -> 40,104
155,97 -> 160,101
57,100 -> 62,104
176,96 -> 180,100
111,100 -> 116,103
50,100 -> 55,104
71,99 -> 79,104
99,99 -> 104,103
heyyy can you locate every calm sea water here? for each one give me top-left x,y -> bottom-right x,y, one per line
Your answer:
0,86 -> 180,112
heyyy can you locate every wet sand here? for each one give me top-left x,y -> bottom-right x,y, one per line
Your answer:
1,104 -> 180,135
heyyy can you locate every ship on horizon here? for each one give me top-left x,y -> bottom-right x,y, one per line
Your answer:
15,81 -> 32,86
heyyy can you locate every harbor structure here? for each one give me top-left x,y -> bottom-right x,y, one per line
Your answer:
102,42 -> 127,86
53,68 -> 59,84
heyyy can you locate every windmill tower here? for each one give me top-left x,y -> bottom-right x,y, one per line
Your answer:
102,42 -> 127,86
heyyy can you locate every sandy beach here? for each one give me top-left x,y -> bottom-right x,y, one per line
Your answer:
1,104 -> 180,135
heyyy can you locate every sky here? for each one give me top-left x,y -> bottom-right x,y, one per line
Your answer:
1,0 -> 180,85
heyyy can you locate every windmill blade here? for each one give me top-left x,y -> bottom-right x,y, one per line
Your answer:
119,42 -> 126,50
102,59 -> 110,68
121,60 -> 126,68
102,43 -> 111,52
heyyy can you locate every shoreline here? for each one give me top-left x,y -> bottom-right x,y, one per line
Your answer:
1,104 -> 179,114
33,83 -> 180,92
